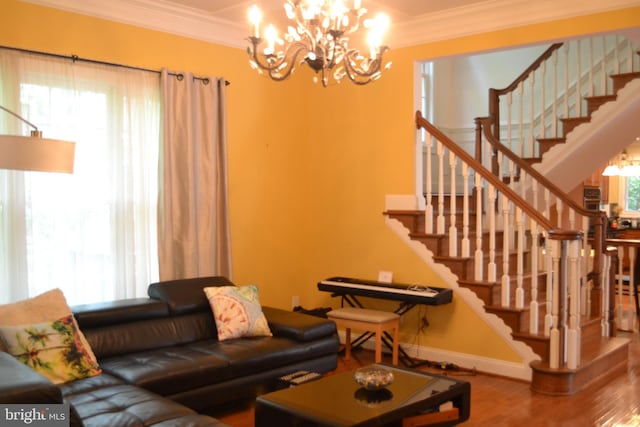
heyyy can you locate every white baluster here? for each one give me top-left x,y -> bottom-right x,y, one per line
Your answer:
588,38 -> 594,97
507,92 -> 513,152
501,195 -> 511,307
518,82 -> 524,158
474,173 -> 484,281
540,61 -> 546,140
581,216 -> 590,317
600,36 -> 607,96
576,39 -> 582,117
530,221 -> 540,334
437,141 -> 445,234
528,71 -> 535,158
544,233 -> 554,337
552,50 -> 558,137
549,239 -> 561,369
461,163 -> 470,258
564,44 -> 570,120
614,35 -> 620,75
425,133 -> 433,233
555,198 -> 564,229
567,239 -> 581,369
488,184 -> 497,283
449,151 -> 458,257
515,208 -> 525,309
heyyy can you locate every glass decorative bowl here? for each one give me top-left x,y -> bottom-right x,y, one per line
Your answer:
354,365 -> 394,390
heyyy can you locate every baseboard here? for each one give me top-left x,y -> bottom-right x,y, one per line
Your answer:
337,330 -> 532,381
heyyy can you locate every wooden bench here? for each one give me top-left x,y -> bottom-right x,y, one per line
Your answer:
327,307 -> 400,366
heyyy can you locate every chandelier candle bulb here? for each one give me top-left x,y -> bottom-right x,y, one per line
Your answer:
248,5 -> 262,38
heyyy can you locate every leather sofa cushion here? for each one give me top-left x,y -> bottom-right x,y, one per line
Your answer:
80,312 -> 215,359
263,306 -> 337,341
98,334 -> 338,397
63,383 -> 226,427
73,299 -> 169,329
149,276 -> 234,315
98,342 -> 232,396
82,316 -> 185,359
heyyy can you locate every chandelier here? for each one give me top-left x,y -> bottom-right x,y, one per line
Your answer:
246,1 -> 391,87
602,149 -> 640,177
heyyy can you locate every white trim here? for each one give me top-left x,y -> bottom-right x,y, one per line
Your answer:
22,0 -> 640,50
337,330 -> 532,381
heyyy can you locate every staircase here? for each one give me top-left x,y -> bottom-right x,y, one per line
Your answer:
385,35 -> 639,395
518,69 -> 640,166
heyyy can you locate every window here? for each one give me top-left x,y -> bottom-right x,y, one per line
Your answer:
0,50 -> 160,305
625,176 -> 640,213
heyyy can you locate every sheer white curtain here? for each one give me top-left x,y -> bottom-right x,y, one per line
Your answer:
158,70 -> 231,280
0,49 -> 160,305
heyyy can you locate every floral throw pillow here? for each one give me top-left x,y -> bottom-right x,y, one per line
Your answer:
0,314 -> 102,384
204,285 -> 272,341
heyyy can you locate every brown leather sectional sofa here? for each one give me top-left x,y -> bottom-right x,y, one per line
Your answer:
0,276 -> 339,426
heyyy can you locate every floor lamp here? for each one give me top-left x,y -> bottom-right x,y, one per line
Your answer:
0,105 -> 75,173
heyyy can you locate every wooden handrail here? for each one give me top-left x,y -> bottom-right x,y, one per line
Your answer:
475,117 -> 602,220
488,43 -> 563,140
416,111 -> 554,231
494,43 -> 564,96
475,115 -> 606,285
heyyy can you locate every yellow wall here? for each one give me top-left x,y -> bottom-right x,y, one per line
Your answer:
3,0 -> 640,364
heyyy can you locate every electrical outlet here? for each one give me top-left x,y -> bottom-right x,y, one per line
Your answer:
420,315 -> 430,331
292,295 -> 300,310
378,270 -> 393,283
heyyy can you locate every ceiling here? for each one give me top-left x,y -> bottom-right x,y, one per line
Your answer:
25,0 -> 640,49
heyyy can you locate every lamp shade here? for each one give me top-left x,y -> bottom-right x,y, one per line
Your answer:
0,135 -> 75,173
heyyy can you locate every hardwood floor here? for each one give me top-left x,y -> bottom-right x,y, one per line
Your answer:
214,329 -> 639,426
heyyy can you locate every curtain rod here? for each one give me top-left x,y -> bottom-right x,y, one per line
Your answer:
0,45 -> 230,86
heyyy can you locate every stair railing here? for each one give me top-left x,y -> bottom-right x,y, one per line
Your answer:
488,35 -> 638,160
475,116 -> 610,336
418,111 -> 584,370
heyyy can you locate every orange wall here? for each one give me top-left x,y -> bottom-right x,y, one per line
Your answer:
2,0 -> 640,364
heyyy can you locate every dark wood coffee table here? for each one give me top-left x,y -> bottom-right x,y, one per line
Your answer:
255,364 -> 470,427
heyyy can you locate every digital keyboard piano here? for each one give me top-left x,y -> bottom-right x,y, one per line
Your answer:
318,276 -> 453,367
318,276 -> 452,307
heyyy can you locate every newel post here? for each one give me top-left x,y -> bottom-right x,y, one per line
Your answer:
548,229 -> 583,370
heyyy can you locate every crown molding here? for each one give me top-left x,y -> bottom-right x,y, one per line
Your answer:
391,0 -> 640,48
22,0 -> 247,48
22,0 -> 640,50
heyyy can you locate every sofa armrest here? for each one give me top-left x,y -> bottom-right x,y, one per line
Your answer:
262,306 -> 336,342
0,352 -> 62,404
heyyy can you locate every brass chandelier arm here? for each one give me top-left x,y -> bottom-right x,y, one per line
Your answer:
341,47 -> 389,85
249,39 -> 312,81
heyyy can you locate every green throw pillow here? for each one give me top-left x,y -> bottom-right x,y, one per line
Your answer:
0,314 -> 101,384
204,285 -> 272,341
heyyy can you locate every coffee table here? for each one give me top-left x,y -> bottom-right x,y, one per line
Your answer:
255,364 -> 470,427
